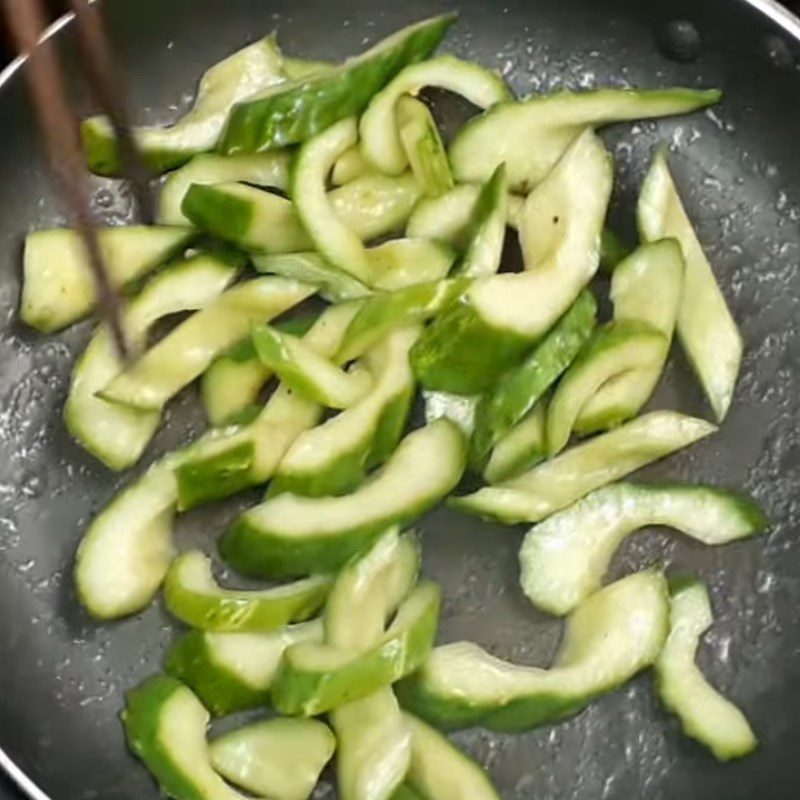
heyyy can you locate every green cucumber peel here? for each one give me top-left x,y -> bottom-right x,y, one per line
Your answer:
397,95 -> 454,197
483,403 -> 546,484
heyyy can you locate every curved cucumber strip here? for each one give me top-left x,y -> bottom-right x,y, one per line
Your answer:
545,321 -> 667,456
470,289 -> 596,469
163,550 -> 331,632
272,581 -> 440,716
368,238 -> 456,291
483,403 -> 546,484
457,164 -> 508,278
450,411 -> 717,524
254,252 -> 371,302
397,96 -> 453,197
332,145 -> 371,185
272,327 -> 418,499
360,55 -> 510,175
412,129 -> 612,393
99,277 -> 314,411
575,239 -> 684,434
656,579 -> 758,760
65,254 -> 239,469
404,713 -> 500,800
520,483 -> 767,616
84,37 -> 287,176
638,149 -> 742,422
338,278 -> 470,362
123,676 -> 248,800
221,418 -> 467,577
166,620 -> 322,717
399,571 -> 669,731
210,718 -> 335,800
220,15 -> 456,154
252,325 -> 372,409
450,87 -> 721,192
21,226 -> 193,332
160,151 -> 291,225
75,462 -> 177,619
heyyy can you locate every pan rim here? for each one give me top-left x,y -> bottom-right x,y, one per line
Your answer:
0,0 -> 799,799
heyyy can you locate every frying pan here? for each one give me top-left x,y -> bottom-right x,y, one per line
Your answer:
0,0 -> 799,798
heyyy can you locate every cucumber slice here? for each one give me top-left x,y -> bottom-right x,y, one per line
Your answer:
21,226 -> 193,332
368,238 -> 456,291
222,418 -> 467,577
99,277 -> 314,411
470,289 -> 596,468
423,391 -> 478,437
166,620 -> 322,717
65,253 -> 239,469
252,325 -> 373,409
338,278 -> 470,362
638,150 -> 742,422
397,96 -> 454,197
332,145 -> 371,185
360,56 -> 511,175
545,321 -> 667,455
159,152 -> 291,226
220,15 -> 456,154
84,37 -> 288,176
456,164 -> 508,278
404,713 -> 501,800
399,571 -> 669,731
520,483 -> 767,616
450,411 -> 717,524
411,129 -> 612,393
271,327 -> 418,498
483,403 -> 546,484
655,579 -> 758,760
75,462 -> 177,619
210,718 -> 335,800
575,239 -> 684,434
282,57 -> 336,81
450,87 -> 721,192
163,550 -> 331,632
254,253 -> 371,302
123,675 -> 248,800
272,581 -> 440,716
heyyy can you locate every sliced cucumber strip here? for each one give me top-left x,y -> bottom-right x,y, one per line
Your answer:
332,145 -> 371,185
423,391 -> 478,437
99,277 -> 314,411
21,226 -> 193,332
456,164 -> 508,278
520,483 -> 767,616
404,713 -> 500,800
65,253 -> 239,469
210,718 -> 335,800
271,327 -> 418,498
360,56 -> 510,175
220,15 -> 456,154
254,252 -> 371,302
656,578 -> 758,760
123,675 -> 248,800
470,289 -> 596,468
75,462 -> 177,619
166,620 -> 322,717
272,581 -> 440,716
412,129 -> 612,393
545,321 -> 667,455
368,238 -> 456,291
221,418 -> 467,577
399,571 -> 669,731
338,278 -> 470,362
252,324 -> 372,409
575,239 -> 684,434
450,411 -> 717,524
397,95 -> 454,197
282,57 -> 336,81
483,404 -> 546,484
450,87 -> 721,192
163,551 -> 331,632
638,149 -> 742,422
160,151 -> 291,225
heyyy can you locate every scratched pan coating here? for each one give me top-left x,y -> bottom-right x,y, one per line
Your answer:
0,1 -> 799,799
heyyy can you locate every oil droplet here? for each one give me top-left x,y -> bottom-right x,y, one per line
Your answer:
657,20 -> 702,64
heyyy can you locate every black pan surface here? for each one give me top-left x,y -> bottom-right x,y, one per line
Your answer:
1,1 -> 800,798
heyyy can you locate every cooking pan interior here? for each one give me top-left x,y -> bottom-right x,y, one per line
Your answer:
0,0 -> 800,798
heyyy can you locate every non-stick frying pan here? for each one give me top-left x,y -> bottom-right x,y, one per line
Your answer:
0,0 -> 799,798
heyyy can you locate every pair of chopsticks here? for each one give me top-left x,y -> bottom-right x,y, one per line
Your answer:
4,0 -> 153,359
